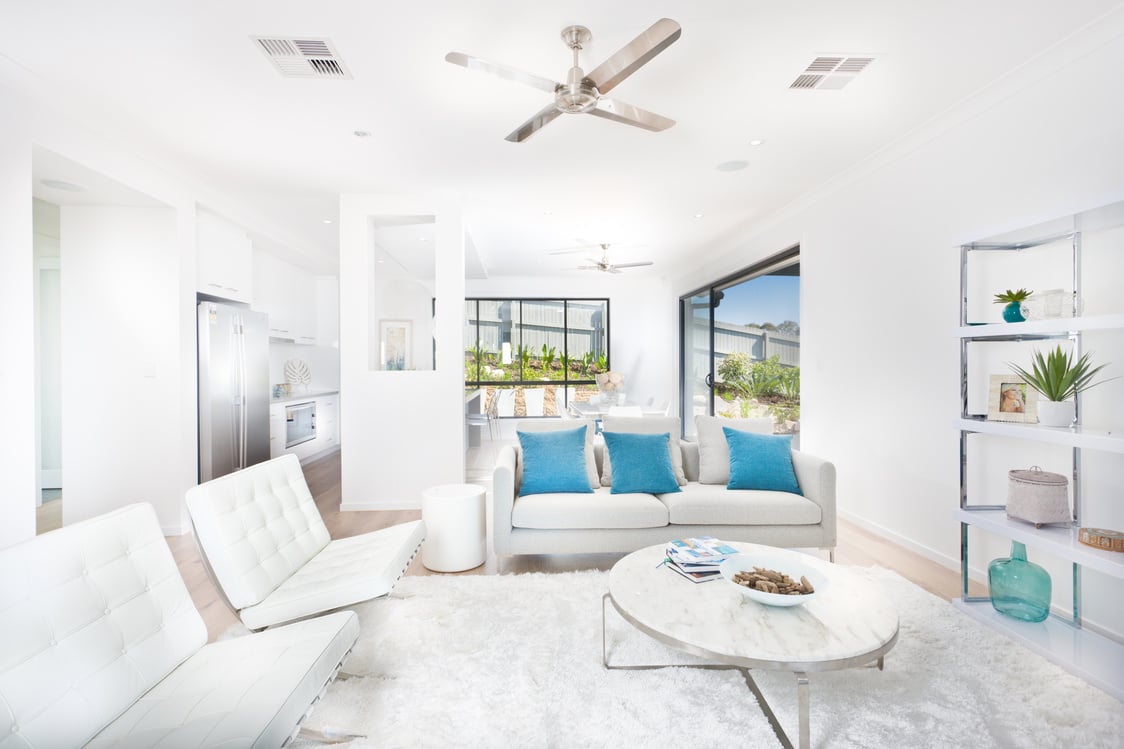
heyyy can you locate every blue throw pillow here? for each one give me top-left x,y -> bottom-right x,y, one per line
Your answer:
723,427 -> 802,494
602,432 -> 681,495
517,426 -> 593,496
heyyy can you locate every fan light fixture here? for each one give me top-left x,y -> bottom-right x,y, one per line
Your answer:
446,19 -> 681,142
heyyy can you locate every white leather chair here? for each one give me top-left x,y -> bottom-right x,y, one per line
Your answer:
0,503 -> 359,748
185,453 -> 425,630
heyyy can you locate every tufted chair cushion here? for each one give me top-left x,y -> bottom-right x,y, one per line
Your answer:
0,503 -> 207,748
186,454 -> 331,611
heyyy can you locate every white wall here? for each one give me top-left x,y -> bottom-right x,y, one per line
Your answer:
464,274 -> 679,413
339,194 -> 466,510
269,342 -> 341,392
668,19 -> 1124,629
0,120 -> 37,547
59,206 -> 189,530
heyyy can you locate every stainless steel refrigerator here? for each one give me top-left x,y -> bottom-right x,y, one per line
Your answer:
197,301 -> 270,481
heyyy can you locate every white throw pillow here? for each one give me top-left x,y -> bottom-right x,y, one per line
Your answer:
514,419 -> 600,491
600,416 -> 687,487
695,414 -> 773,484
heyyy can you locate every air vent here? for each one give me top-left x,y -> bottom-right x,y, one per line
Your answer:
252,36 -> 352,79
789,56 -> 874,90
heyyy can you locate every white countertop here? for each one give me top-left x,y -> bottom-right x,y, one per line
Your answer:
270,388 -> 339,405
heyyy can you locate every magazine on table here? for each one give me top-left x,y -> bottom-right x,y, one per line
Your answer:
662,536 -> 738,582
666,536 -> 739,568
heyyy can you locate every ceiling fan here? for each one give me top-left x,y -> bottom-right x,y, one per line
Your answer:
445,18 -> 681,142
551,243 -> 653,274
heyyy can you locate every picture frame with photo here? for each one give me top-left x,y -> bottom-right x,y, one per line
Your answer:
379,319 -> 412,371
987,374 -> 1037,423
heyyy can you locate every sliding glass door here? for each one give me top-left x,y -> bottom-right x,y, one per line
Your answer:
680,248 -> 800,437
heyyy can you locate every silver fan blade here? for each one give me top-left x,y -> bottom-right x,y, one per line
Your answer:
505,103 -> 564,142
576,265 -> 599,270
589,98 -> 674,132
445,52 -> 560,94
609,267 -> 623,274
584,18 -> 681,95
548,246 -> 596,256
611,261 -> 654,268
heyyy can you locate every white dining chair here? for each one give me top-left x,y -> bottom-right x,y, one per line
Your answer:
467,390 -> 500,441
524,387 -> 546,417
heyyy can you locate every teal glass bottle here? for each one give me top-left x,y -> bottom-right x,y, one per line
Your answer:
988,541 -> 1051,622
1002,301 -> 1026,322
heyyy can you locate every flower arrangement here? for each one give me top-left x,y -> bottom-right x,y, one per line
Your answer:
595,371 -> 625,393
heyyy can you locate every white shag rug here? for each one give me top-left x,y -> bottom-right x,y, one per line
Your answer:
279,567 -> 1122,749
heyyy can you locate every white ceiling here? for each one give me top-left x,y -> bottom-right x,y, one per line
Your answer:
5,1 -> 1122,277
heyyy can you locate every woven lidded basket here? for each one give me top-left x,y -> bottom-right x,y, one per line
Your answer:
1007,466 -> 1070,527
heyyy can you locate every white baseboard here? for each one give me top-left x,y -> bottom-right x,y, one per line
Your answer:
340,500 -> 421,512
839,509 -> 961,571
840,509 -> 992,585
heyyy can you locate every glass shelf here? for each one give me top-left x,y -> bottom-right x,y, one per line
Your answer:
955,313 -> 1124,339
955,508 -> 1124,579
951,599 -> 1124,702
956,418 -> 1124,454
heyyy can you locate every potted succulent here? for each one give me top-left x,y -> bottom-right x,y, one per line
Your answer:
1008,345 -> 1116,427
994,288 -> 1033,323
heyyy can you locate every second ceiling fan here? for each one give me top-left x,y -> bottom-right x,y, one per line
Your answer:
445,18 -> 682,142
551,243 -> 653,274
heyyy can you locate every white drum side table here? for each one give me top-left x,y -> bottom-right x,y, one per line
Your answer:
422,483 -> 486,572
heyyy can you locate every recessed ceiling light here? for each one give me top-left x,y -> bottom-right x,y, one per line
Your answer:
322,219 -> 333,224
419,237 -> 428,242
543,210 -> 553,216
40,179 -> 87,192
716,160 -> 748,172
749,139 -> 765,146
353,130 -> 372,138
376,259 -> 384,264
694,213 -> 705,219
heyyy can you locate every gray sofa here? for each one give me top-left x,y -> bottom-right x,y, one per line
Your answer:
492,417 -> 836,559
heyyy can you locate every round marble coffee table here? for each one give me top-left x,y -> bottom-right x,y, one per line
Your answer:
604,543 -> 899,749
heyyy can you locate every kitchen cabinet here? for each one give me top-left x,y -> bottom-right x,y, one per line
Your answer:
269,391 -> 340,462
315,394 -> 338,450
197,212 -> 252,304
253,250 -> 316,343
315,276 -> 340,348
269,403 -> 286,459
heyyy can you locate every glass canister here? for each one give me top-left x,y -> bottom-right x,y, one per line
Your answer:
988,541 -> 1051,622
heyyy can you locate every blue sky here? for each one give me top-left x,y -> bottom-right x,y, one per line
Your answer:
714,275 -> 800,328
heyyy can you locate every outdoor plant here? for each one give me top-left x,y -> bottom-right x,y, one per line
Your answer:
993,288 -> 1033,305
1008,345 -> 1116,402
716,352 -> 752,383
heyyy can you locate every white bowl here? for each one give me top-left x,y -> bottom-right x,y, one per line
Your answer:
719,553 -> 828,607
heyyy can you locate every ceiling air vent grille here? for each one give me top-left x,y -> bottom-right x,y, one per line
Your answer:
789,55 -> 874,90
253,36 -> 352,79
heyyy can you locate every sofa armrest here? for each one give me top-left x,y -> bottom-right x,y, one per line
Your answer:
492,445 -> 517,555
791,450 -> 837,547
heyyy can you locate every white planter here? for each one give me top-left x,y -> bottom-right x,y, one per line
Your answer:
1037,399 -> 1075,427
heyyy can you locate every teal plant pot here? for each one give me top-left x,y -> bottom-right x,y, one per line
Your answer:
988,541 -> 1051,622
1002,301 -> 1025,322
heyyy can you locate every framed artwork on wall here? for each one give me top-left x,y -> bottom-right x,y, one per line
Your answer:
379,320 -> 412,371
987,374 -> 1037,423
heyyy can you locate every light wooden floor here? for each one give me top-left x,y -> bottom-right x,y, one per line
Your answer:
168,450 -> 982,642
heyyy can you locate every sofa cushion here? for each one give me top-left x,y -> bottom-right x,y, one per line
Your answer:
0,504 -> 207,749
603,431 -> 681,495
599,416 -> 687,486
511,487 -> 669,530
517,426 -> 594,496
238,520 -> 425,630
696,414 -> 773,484
658,483 -> 822,526
86,612 -> 360,749
185,453 -> 331,610
514,418 -> 600,490
724,428 -> 802,494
